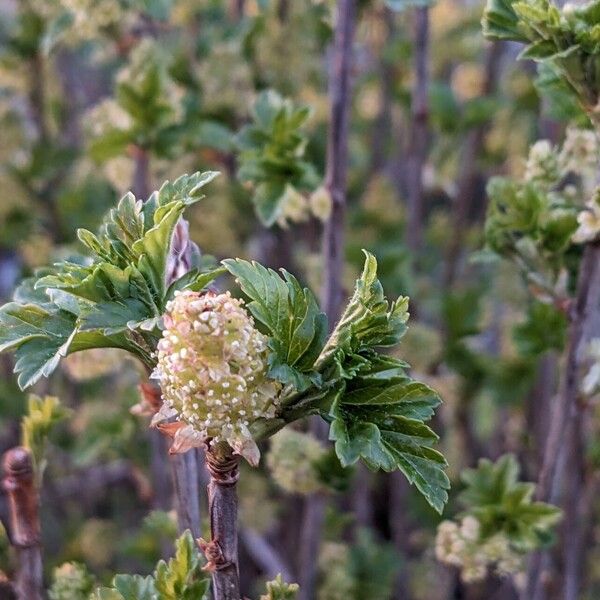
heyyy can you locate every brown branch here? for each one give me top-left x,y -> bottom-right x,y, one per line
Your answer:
404,6 -> 430,255
2,447 -> 43,600
320,0 -> 356,324
443,42 -> 503,288
170,450 -> 202,539
240,528 -> 294,582
131,145 -> 152,200
299,4 -> 356,599
200,444 -> 240,600
536,242 -> 600,502
527,241 -> 600,600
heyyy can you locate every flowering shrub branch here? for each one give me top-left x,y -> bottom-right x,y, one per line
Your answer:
0,171 -> 448,597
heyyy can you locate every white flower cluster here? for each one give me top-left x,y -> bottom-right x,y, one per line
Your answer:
266,428 -> 326,495
559,126 -> 599,181
318,542 -> 354,600
61,0 -> 124,42
435,516 -> 522,583
572,189 -> 600,244
524,140 -> 559,185
275,185 -> 332,228
152,290 -> 281,464
85,98 -> 132,138
524,129 -> 598,189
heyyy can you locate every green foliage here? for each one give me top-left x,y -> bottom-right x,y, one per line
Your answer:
229,251 -> 448,511
88,40 -> 185,161
260,574 -> 300,600
21,394 -> 71,486
348,530 -> 400,600
513,301 -> 567,355
223,258 -> 328,391
484,136 -> 584,306
321,253 -> 449,513
482,0 -> 600,122
92,531 -> 209,600
236,90 -> 319,226
459,454 -> 561,551
0,172 -> 221,387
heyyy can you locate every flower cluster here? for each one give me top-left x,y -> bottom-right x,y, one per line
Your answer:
266,428 -> 326,495
524,140 -> 559,185
559,126 -> 599,180
435,516 -> 522,582
275,185 -> 332,228
48,562 -> 95,600
573,189 -> 600,244
318,542 -> 354,600
152,290 -> 281,464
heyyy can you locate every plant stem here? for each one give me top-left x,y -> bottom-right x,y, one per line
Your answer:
527,241 -> 600,599
443,42 -> 503,288
202,444 -> 241,600
405,5 -> 430,255
298,2 -> 356,598
2,447 -> 43,600
536,242 -> 600,502
321,0 -> 356,324
131,146 -> 151,200
141,382 -> 202,540
170,450 -> 202,539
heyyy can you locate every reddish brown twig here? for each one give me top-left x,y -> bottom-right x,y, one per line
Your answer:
199,444 -> 241,600
2,447 -> 43,600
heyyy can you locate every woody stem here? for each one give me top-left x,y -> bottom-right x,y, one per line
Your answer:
204,443 -> 241,600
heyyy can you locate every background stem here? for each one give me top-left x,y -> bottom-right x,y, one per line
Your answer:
2,447 -> 43,600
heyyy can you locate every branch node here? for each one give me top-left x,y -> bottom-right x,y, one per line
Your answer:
197,537 -> 233,572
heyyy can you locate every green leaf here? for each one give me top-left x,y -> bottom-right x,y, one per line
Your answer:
459,455 -> 561,550
253,181 -> 286,226
482,0 -> 528,42
112,575 -> 157,600
22,394 -> 72,487
223,259 -> 328,390
154,531 -> 208,599
235,90 -> 318,226
91,589 -> 126,600
319,251 -> 409,366
329,375 -> 449,513
513,302 -> 567,356
88,129 -> 133,163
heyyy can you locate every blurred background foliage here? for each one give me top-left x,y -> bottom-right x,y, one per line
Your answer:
0,0 -> 596,598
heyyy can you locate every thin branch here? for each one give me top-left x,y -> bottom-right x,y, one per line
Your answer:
170,450 -> 202,539
2,447 -> 43,600
298,3 -> 356,599
404,6 -> 430,255
201,444 -> 241,600
527,241 -> 600,599
443,42 -> 503,288
131,145 -> 152,200
240,528 -> 294,582
536,242 -> 600,502
321,0 -> 356,324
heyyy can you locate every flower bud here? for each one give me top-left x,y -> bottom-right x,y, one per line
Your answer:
153,290 -> 280,464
